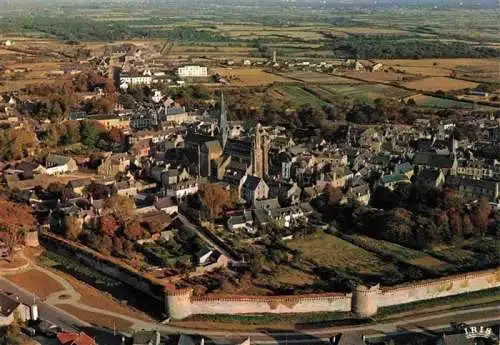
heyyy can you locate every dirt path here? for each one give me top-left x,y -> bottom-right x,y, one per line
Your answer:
1,251 -> 155,333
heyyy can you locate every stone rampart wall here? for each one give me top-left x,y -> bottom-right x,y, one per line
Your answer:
378,269 -> 499,308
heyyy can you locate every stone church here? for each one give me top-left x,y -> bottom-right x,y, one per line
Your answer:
184,93 -> 270,181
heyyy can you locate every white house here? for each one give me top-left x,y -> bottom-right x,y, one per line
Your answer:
120,69 -> 153,86
151,90 -> 163,103
35,154 -> 78,175
177,65 -> 208,78
166,179 -> 199,199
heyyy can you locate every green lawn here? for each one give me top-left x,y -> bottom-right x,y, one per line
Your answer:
287,234 -> 399,277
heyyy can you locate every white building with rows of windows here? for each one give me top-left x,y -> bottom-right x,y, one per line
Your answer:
177,65 -> 208,78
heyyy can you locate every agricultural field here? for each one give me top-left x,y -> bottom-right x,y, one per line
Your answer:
375,58 -> 500,83
405,94 -> 474,109
273,84 -> 328,107
283,71 -> 358,84
327,27 -> 413,36
211,68 -> 292,86
402,76 -> 479,92
341,71 -> 417,84
320,84 -> 414,102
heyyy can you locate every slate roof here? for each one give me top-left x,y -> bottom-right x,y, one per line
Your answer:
417,168 -> 442,181
224,138 -> 252,157
371,155 -> 391,166
381,173 -> 408,184
177,335 -> 198,345
68,178 -> 92,189
254,198 -> 280,210
395,162 -> 413,174
133,331 -> 161,345
346,183 -> 370,198
413,152 -> 455,169
0,292 -> 20,317
242,175 -> 262,191
155,196 -> 176,209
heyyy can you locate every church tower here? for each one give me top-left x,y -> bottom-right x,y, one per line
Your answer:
251,123 -> 269,179
219,92 -> 229,149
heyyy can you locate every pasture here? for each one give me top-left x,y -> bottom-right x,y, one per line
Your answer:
321,84 -> 413,101
406,94 -> 474,109
402,76 -> 479,92
274,84 -> 328,106
284,71 -> 358,84
211,68 -> 292,86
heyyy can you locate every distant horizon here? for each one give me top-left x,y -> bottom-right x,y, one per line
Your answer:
0,0 -> 498,8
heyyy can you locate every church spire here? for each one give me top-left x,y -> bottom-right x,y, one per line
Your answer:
219,92 -> 228,149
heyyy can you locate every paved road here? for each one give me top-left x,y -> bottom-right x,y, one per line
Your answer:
0,276 -> 86,331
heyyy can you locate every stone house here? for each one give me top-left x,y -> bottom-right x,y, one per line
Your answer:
0,292 -> 35,326
166,179 -> 199,199
342,183 -> 371,205
68,178 -> 92,196
154,196 -> 178,215
457,160 -> 495,180
377,174 -> 410,191
115,180 -> 138,198
240,175 -> 269,205
227,210 -> 254,232
413,152 -> 457,175
330,167 -> 354,188
41,154 -> 78,175
394,162 -> 414,179
446,176 -> 499,202
98,153 -> 130,176
415,168 -> 445,190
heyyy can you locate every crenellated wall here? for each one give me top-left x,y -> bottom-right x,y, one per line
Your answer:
166,268 -> 500,319
190,293 -> 352,316
39,233 -> 500,321
378,269 -> 500,308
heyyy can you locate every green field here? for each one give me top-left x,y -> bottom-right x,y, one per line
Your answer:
345,235 -> 451,271
321,84 -> 414,102
410,95 -> 474,108
274,84 -> 329,107
287,234 -> 401,278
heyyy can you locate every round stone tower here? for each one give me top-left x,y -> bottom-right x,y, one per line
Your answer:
165,287 -> 193,320
352,284 -> 380,317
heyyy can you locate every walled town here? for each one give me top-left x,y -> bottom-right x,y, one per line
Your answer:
0,1 -> 499,345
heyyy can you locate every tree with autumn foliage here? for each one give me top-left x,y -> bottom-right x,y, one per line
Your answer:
199,183 -> 231,219
470,198 -> 492,233
123,221 -> 146,241
99,215 -> 119,237
103,195 -> 136,227
0,200 -> 36,259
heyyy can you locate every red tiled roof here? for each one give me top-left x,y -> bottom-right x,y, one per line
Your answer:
57,332 -> 96,345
